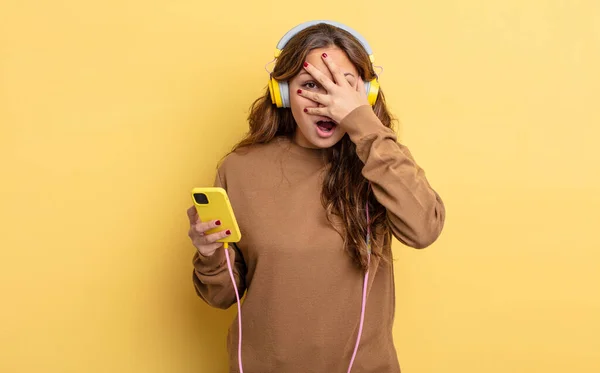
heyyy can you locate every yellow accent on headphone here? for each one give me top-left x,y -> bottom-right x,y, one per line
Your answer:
366,78 -> 380,106
268,76 -> 284,108
269,21 -> 380,108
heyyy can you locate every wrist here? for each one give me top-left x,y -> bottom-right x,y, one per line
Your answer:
198,248 -> 218,258
340,105 -> 382,140
193,246 -> 227,271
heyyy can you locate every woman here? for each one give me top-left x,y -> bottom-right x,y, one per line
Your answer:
186,20 -> 445,373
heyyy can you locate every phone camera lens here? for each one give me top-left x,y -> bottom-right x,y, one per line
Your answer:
193,193 -> 209,204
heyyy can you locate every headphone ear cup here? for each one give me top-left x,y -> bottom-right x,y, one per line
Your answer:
269,77 -> 285,108
365,78 -> 380,106
279,80 -> 290,108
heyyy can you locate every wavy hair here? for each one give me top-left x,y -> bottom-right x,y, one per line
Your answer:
227,23 -> 395,269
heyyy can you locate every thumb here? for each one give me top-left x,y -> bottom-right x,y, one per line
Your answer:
357,79 -> 369,101
357,78 -> 364,92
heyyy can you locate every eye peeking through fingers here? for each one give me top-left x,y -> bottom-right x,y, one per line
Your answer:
302,81 -> 319,90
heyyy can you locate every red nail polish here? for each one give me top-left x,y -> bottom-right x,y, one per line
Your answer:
226,230 -> 231,235
304,108 -> 308,113
322,53 -> 327,58
297,89 -> 302,94
215,220 -> 221,226
303,62 -> 308,67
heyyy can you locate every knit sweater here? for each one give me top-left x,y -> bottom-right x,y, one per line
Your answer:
192,105 -> 446,372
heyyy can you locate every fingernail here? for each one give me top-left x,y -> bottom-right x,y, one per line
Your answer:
303,62 -> 309,68
215,220 -> 221,226
226,230 -> 231,235
297,89 -> 302,94
322,53 -> 327,58
303,108 -> 308,113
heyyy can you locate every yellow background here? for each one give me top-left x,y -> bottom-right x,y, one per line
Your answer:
1,1 -> 599,372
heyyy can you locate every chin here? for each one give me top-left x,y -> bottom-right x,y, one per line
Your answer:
309,135 -> 344,149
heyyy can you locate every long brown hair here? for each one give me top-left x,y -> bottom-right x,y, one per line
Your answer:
227,23 -> 395,270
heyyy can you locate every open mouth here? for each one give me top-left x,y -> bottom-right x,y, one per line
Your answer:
316,119 -> 336,133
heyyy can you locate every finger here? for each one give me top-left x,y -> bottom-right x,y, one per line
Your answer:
187,206 -> 199,224
202,229 -> 232,245
321,53 -> 349,86
303,62 -> 336,92
357,78 -> 366,95
194,219 -> 223,234
304,106 -> 328,116
297,89 -> 327,104
358,79 -> 370,102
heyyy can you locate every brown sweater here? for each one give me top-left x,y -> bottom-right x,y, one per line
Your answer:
192,105 -> 445,372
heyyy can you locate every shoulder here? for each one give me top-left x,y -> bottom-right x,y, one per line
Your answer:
216,137 -> 288,177
221,137 -> 286,165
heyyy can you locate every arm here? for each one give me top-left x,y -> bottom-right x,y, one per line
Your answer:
341,105 -> 446,249
192,243 -> 247,309
192,171 -> 247,309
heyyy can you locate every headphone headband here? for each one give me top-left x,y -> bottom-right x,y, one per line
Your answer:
274,20 -> 375,63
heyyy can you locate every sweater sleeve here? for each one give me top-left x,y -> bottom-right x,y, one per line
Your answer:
341,105 -> 446,249
192,169 -> 247,309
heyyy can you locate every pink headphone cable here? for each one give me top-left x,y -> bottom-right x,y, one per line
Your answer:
223,242 -> 244,373
222,191 -> 373,373
346,195 -> 372,373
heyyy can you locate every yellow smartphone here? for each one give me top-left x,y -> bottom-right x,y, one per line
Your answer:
191,187 -> 242,244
